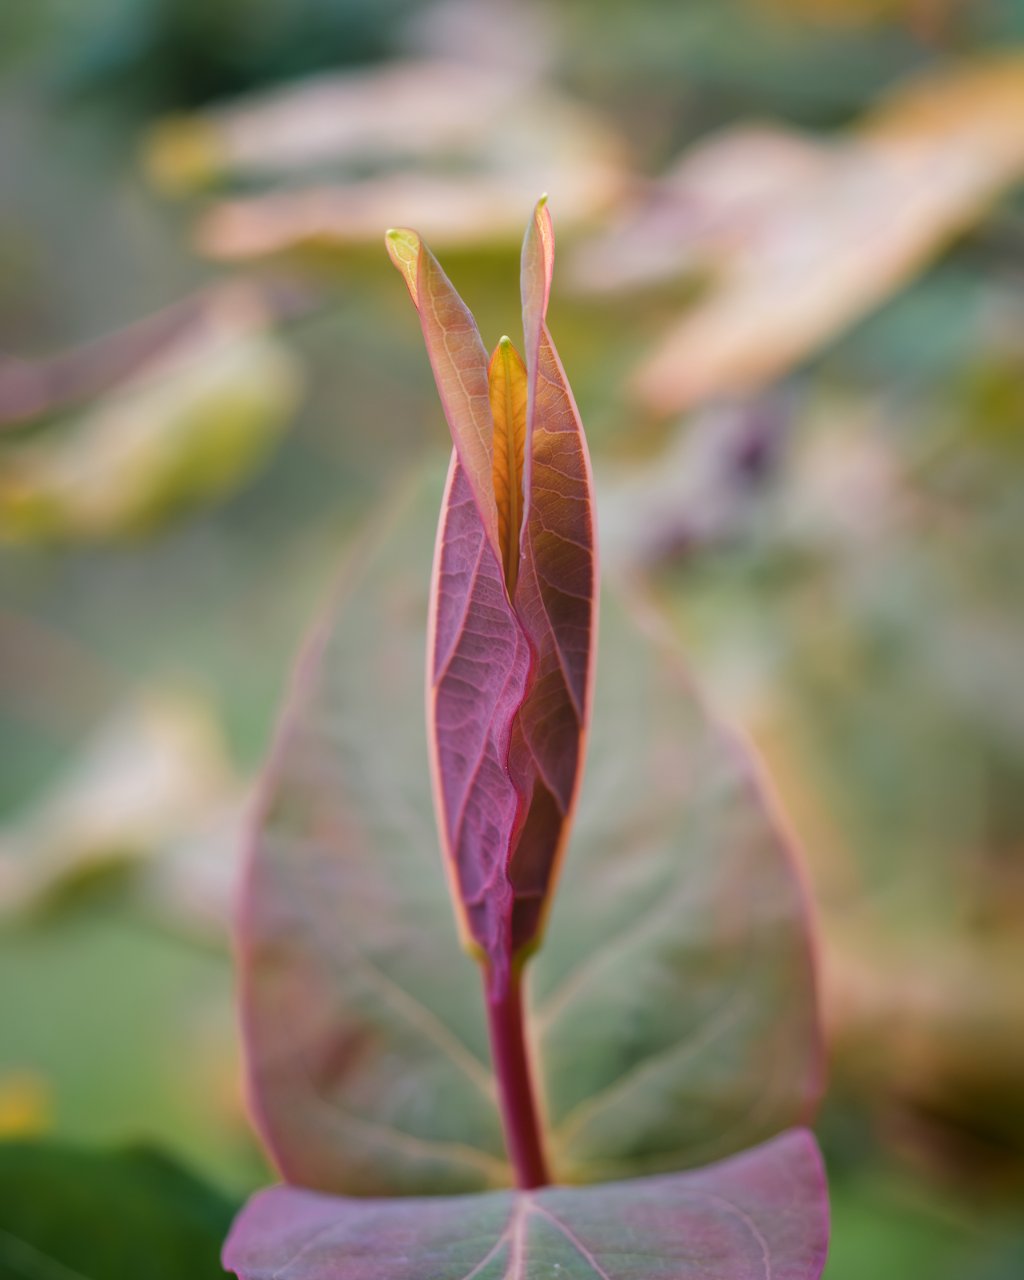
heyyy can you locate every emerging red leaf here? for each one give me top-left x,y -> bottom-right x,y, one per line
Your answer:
224,1128 -> 829,1280
387,201 -> 597,999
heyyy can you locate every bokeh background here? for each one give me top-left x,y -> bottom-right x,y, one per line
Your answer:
1,0 -> 1023,1275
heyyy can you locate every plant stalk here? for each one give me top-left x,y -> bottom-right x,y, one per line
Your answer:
484,968 -> 550,1189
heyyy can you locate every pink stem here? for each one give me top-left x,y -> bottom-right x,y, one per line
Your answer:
484,968 -> 550,1189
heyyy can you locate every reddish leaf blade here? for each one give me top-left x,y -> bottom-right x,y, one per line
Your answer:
398,206 -> 597,989
427,453 -> 532,966
506,203 -> 597,959
224,1129 -> 828,1280
385,228 -> 500,561
520,196 -> 554,399
534,588 -> 823,1182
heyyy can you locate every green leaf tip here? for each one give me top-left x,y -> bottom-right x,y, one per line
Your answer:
385,227 -> 420,299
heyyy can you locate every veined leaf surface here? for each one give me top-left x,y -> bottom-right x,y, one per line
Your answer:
239,467 -> 821,1194
390,203 -> 597,992
224,1129 -> 828,1280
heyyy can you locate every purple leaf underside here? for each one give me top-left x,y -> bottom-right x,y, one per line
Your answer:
224,1128 -> 828,1280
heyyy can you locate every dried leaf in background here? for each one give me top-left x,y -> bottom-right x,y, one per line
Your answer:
144,59 -> 625,259
572,55 -> 1024,414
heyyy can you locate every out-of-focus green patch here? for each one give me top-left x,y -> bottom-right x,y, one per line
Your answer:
0,1141 -> 238,1280
561,0 -> 932,127
826,1172 -> 1024,1280
0,1071 -> 51,1139
0,902 -> 267,1193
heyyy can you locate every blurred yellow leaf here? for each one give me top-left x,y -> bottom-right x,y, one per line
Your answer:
582,55 -> 1024,414
0,285 -> 303,542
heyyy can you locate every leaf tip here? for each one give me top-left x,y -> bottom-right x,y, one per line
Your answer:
523,199 -> 555,324
385,227 -> 421,300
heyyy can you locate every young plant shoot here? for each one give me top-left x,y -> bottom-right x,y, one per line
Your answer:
386,198 -> 596,1189
225,203 -> 828,1279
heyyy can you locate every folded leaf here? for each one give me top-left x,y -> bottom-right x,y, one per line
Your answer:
224,1128 -> 828,1280
389,203 -> 597,993
239,467 -> 821,1194
385,229 -> 500,561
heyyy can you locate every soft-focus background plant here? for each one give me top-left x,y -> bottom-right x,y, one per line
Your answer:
1,1 -> 1023,1275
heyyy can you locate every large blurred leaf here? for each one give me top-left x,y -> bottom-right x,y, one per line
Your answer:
0,1141 -> 236,1280
224,1129 -> 828,1280
240,464 -> 821,1195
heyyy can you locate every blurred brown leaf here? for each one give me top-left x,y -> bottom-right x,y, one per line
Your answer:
144,59 -> 626,259
570,125 -> 831,294
576,55 -> 1024,415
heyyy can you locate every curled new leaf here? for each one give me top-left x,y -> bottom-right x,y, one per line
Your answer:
386,201 -> 597,997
